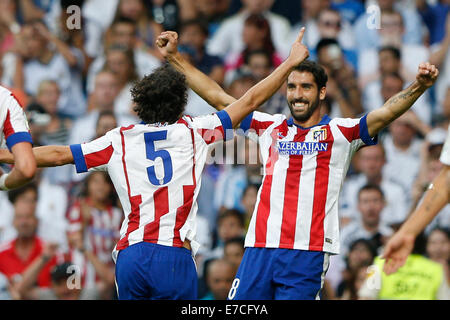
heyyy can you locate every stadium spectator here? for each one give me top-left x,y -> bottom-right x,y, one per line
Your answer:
207,0 -> 291,59
340,144 -> 409,228
191,0 -> 232,36
13,20 -> 86,118
208,209 -> 245,260
69,70 -> 135,146
0,183 -> 57,289
330,0 -> 365,25
383,111 -> 429,197
16,260 -> 101,300
112,0 -> 164,60
340,184 -> 393,257
235,49 -> 288,116
65,172 -> 122,294
359,233 -> 449,300
87,17 -> 161,94
353,0 -> 424,51
416,0 -> 449,46
360,46 -> 419,112
429,12 -> 450,118
0,271 -> 13,300
65,224 -> 117,299
33,80 -> 71,147
223,236 -> 245,269
333,238 -> 377,299
357,10 -> 429,91
148,0 -> 197,32
179,19 -> 225,86
0,166 -> 69,250
224,14 -> 283,76
300,8 -> 356,53
316,38 -> 362,118
0,0 -> 20,54
240,183 -> 259,230
201,258 -> 236,300
340,265 -> 369,300
426,227 -> 450,284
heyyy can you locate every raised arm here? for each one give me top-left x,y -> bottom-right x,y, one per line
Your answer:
158,29 -> 309,127
223,29 -> 308,127
366,62 -> 439,137
382,164 -> 450,275
0,145 -> 73,168
156,31 -> 236,111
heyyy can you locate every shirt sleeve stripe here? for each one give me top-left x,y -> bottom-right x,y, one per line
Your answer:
240,112 -> 254,132
359,114 -> 378,146
5,132 -> 33,151
216,110 -> 233,141
70,144 -> 88,173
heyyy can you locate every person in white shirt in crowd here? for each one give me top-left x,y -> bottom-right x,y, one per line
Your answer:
383,110 -> 430,198
86,16 -> 161,94
328,184 -> 392,298
340,184 -> 393,257
12,20 -> 86,119
0,167 -> 68,251
353,0 -> 424,51
207,0 -> 291,59
289,7 -> 356,57
339,144 -> 408,228
357,11 -> 429,101
70,70 -> 136,147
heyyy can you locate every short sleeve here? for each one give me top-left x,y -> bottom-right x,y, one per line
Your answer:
335,114 -> 378,146
439,125 -> 450,166
239,111 -> 279,141
2,92 -> 33,151
186,110 -> 233,144
70,133 -> 114,173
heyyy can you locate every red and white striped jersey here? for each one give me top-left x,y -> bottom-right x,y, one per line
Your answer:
240,111 -> 377,254
70,110 -> 232,261
0,86 -> 32,150
66,199 -> 123,264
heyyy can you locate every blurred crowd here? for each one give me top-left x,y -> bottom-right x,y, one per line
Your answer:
0,0 -> 449,300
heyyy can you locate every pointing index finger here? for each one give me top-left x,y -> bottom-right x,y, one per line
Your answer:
296,27 -> 305,43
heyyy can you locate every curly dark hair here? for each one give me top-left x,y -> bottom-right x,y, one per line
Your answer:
131,64 -> 188,124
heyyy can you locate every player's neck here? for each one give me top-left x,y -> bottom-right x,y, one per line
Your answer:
292,112 -> 323,128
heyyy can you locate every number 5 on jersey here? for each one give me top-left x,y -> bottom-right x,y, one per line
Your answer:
144,131 -> 173,186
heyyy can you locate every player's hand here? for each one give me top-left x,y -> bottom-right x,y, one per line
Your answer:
416,62 -> 439,89
381,230 -> 416,275
156,31 -> 179,58
286,27 -> 309,67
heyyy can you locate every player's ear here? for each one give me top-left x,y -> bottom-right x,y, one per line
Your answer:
319,86 -> 326,100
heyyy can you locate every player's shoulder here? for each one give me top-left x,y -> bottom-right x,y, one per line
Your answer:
329,116 -> 362,127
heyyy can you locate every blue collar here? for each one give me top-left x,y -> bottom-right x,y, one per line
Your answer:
286,114 -> 331,129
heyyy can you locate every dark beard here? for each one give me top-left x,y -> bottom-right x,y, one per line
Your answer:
288,97 -> 320,122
